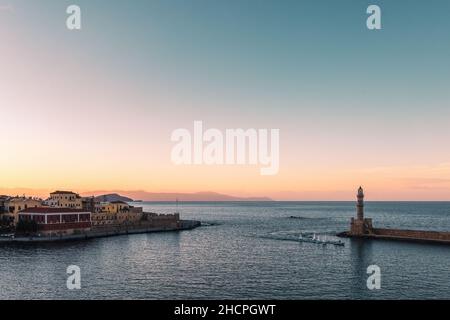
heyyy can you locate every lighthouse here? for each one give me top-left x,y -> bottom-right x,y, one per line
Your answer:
339,186 -> 450,243
357,186 -> 364,221
350,186 -> 372,235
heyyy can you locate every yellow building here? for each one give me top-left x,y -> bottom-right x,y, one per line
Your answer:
97,202 -> 116,214
91,201 -> 143,227
2,197 -> 43,223
91,202 -> 120,227
111,201 -> 130,213
95,201 -> 128,213
47,191 -> 82,209
91,212 -> 118,227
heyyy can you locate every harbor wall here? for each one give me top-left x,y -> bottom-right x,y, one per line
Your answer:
0,220 -> 201,243
339,187 -> 450,245
372,228 -> 450,241
338,228 -> 450,244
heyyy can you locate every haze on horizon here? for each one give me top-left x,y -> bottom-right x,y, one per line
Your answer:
1,0 -> 450,201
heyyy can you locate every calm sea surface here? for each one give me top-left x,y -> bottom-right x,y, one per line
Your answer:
0,201 -> 449,300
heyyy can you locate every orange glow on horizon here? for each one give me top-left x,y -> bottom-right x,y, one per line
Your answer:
2,162 -> 450,201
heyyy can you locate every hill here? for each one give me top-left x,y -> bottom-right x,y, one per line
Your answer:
92,193 -> 134,202
81,191 -> 272,202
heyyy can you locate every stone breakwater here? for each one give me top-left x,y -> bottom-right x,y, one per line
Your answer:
339,187 -> 450,245
338,187 -> 450,245
338,228 -> 450,245
0,220 -> 201,243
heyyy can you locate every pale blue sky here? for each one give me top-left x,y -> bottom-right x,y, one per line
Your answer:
1,0 -> 450,199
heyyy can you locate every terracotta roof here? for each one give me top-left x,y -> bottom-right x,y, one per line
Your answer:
19,208 -> 88,214
50,191 -> 78,195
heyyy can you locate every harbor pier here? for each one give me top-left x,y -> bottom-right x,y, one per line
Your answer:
338,187 -> 450,245
0,219 -> 201,243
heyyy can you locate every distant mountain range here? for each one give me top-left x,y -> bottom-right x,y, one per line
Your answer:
92,193 -> 134,202
80,191 -> 273,202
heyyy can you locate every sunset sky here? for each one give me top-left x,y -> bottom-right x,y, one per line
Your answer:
1,0 -> 450,200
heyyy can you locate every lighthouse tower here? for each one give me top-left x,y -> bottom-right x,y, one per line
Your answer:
357,186 -> 364,221
350,186 -> 372,235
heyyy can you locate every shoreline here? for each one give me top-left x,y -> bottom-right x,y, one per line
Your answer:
0,220 -> 201,244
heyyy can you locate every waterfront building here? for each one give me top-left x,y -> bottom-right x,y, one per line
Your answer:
0,195 -> 11,226
91,201 -> 143,227
91,215 -> 117,226
97,201 -> 117,214
91,202 -> 119,226
18,208 -> 91,236
46,191 -> 82,209
110,201 -> 130,213
95,201 -> 131,214
2,196 -> 43,224
0,195 -> 8,213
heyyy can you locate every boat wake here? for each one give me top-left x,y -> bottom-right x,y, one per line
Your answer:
200,221 -> 221,227
287,215 -> 328,220
262,230 -> 345,247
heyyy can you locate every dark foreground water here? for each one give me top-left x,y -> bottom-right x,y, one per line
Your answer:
0,201 -> 449,299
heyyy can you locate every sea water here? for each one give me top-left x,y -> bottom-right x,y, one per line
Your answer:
0,201 -> 449,299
